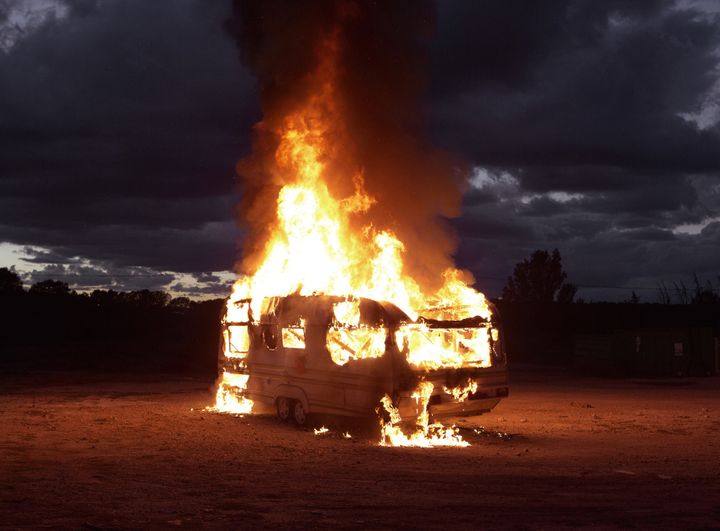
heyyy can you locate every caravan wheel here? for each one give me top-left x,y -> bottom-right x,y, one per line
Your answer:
276,397 -> 291,422
292,400 -> 307,426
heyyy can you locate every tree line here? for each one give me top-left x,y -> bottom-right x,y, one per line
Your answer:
0,267 -> 224,375
501,248 -> 719,305
2,249 -> 718,375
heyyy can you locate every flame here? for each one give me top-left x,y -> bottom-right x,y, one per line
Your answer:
395,324 -> 491,370
224,30 -> 489,323
327,326 -> 386,366
444,379 -> 479,402
212,21 -> 495,447
327,300 -> 386,365
282,319 -> 306,349
333,300 -> 361,326
209,297 -> 254,415
210,371 -> 253,415
379,380 -> 468,447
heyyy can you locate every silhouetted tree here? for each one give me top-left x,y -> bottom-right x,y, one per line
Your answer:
556,283 -> 578,304
673,281 -> 690,305
123,289 -> 170,308
0,267 -> 23,295
29,279 -> 71,296
656,281 -> 671,304
656,275 -> 720,305
89,289 -> 120,306
502,249 -> 577,303
691,274 -> 720,304
168,296 -> 192,312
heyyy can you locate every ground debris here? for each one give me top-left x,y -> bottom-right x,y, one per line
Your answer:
613,469 -> 636,475
466,425 -> 514,441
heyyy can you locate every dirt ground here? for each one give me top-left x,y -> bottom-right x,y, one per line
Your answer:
1,368 -> 719,530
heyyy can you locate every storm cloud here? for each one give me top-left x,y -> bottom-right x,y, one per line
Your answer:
431,0 -> 720,299
0,0 -> 257,292
0,0 -> 719,299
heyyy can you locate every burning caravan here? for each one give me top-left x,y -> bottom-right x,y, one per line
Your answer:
218,295 -> 508,426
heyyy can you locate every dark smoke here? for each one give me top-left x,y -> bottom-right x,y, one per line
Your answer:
227,0 -> 468,292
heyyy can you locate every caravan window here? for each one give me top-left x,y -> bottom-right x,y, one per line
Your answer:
282,326 -> 306,349
262,325 -> 279,351
225,325 -> 250,358
326,326 -> 386,365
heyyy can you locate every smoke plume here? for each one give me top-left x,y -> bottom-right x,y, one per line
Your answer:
226,0 -> 468,293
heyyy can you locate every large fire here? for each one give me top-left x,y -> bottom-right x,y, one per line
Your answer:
210,8 -> 500,447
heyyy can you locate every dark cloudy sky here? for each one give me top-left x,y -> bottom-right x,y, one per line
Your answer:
1,0 -> 719,301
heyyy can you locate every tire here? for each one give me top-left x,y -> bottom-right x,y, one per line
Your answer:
276,396 -> 291,422
292,399 -> 307,426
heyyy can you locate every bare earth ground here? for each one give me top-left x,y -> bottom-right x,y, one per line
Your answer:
1,368 -> 719,530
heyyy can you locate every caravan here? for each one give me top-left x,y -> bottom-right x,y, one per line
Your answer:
219,295 -> 508,425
